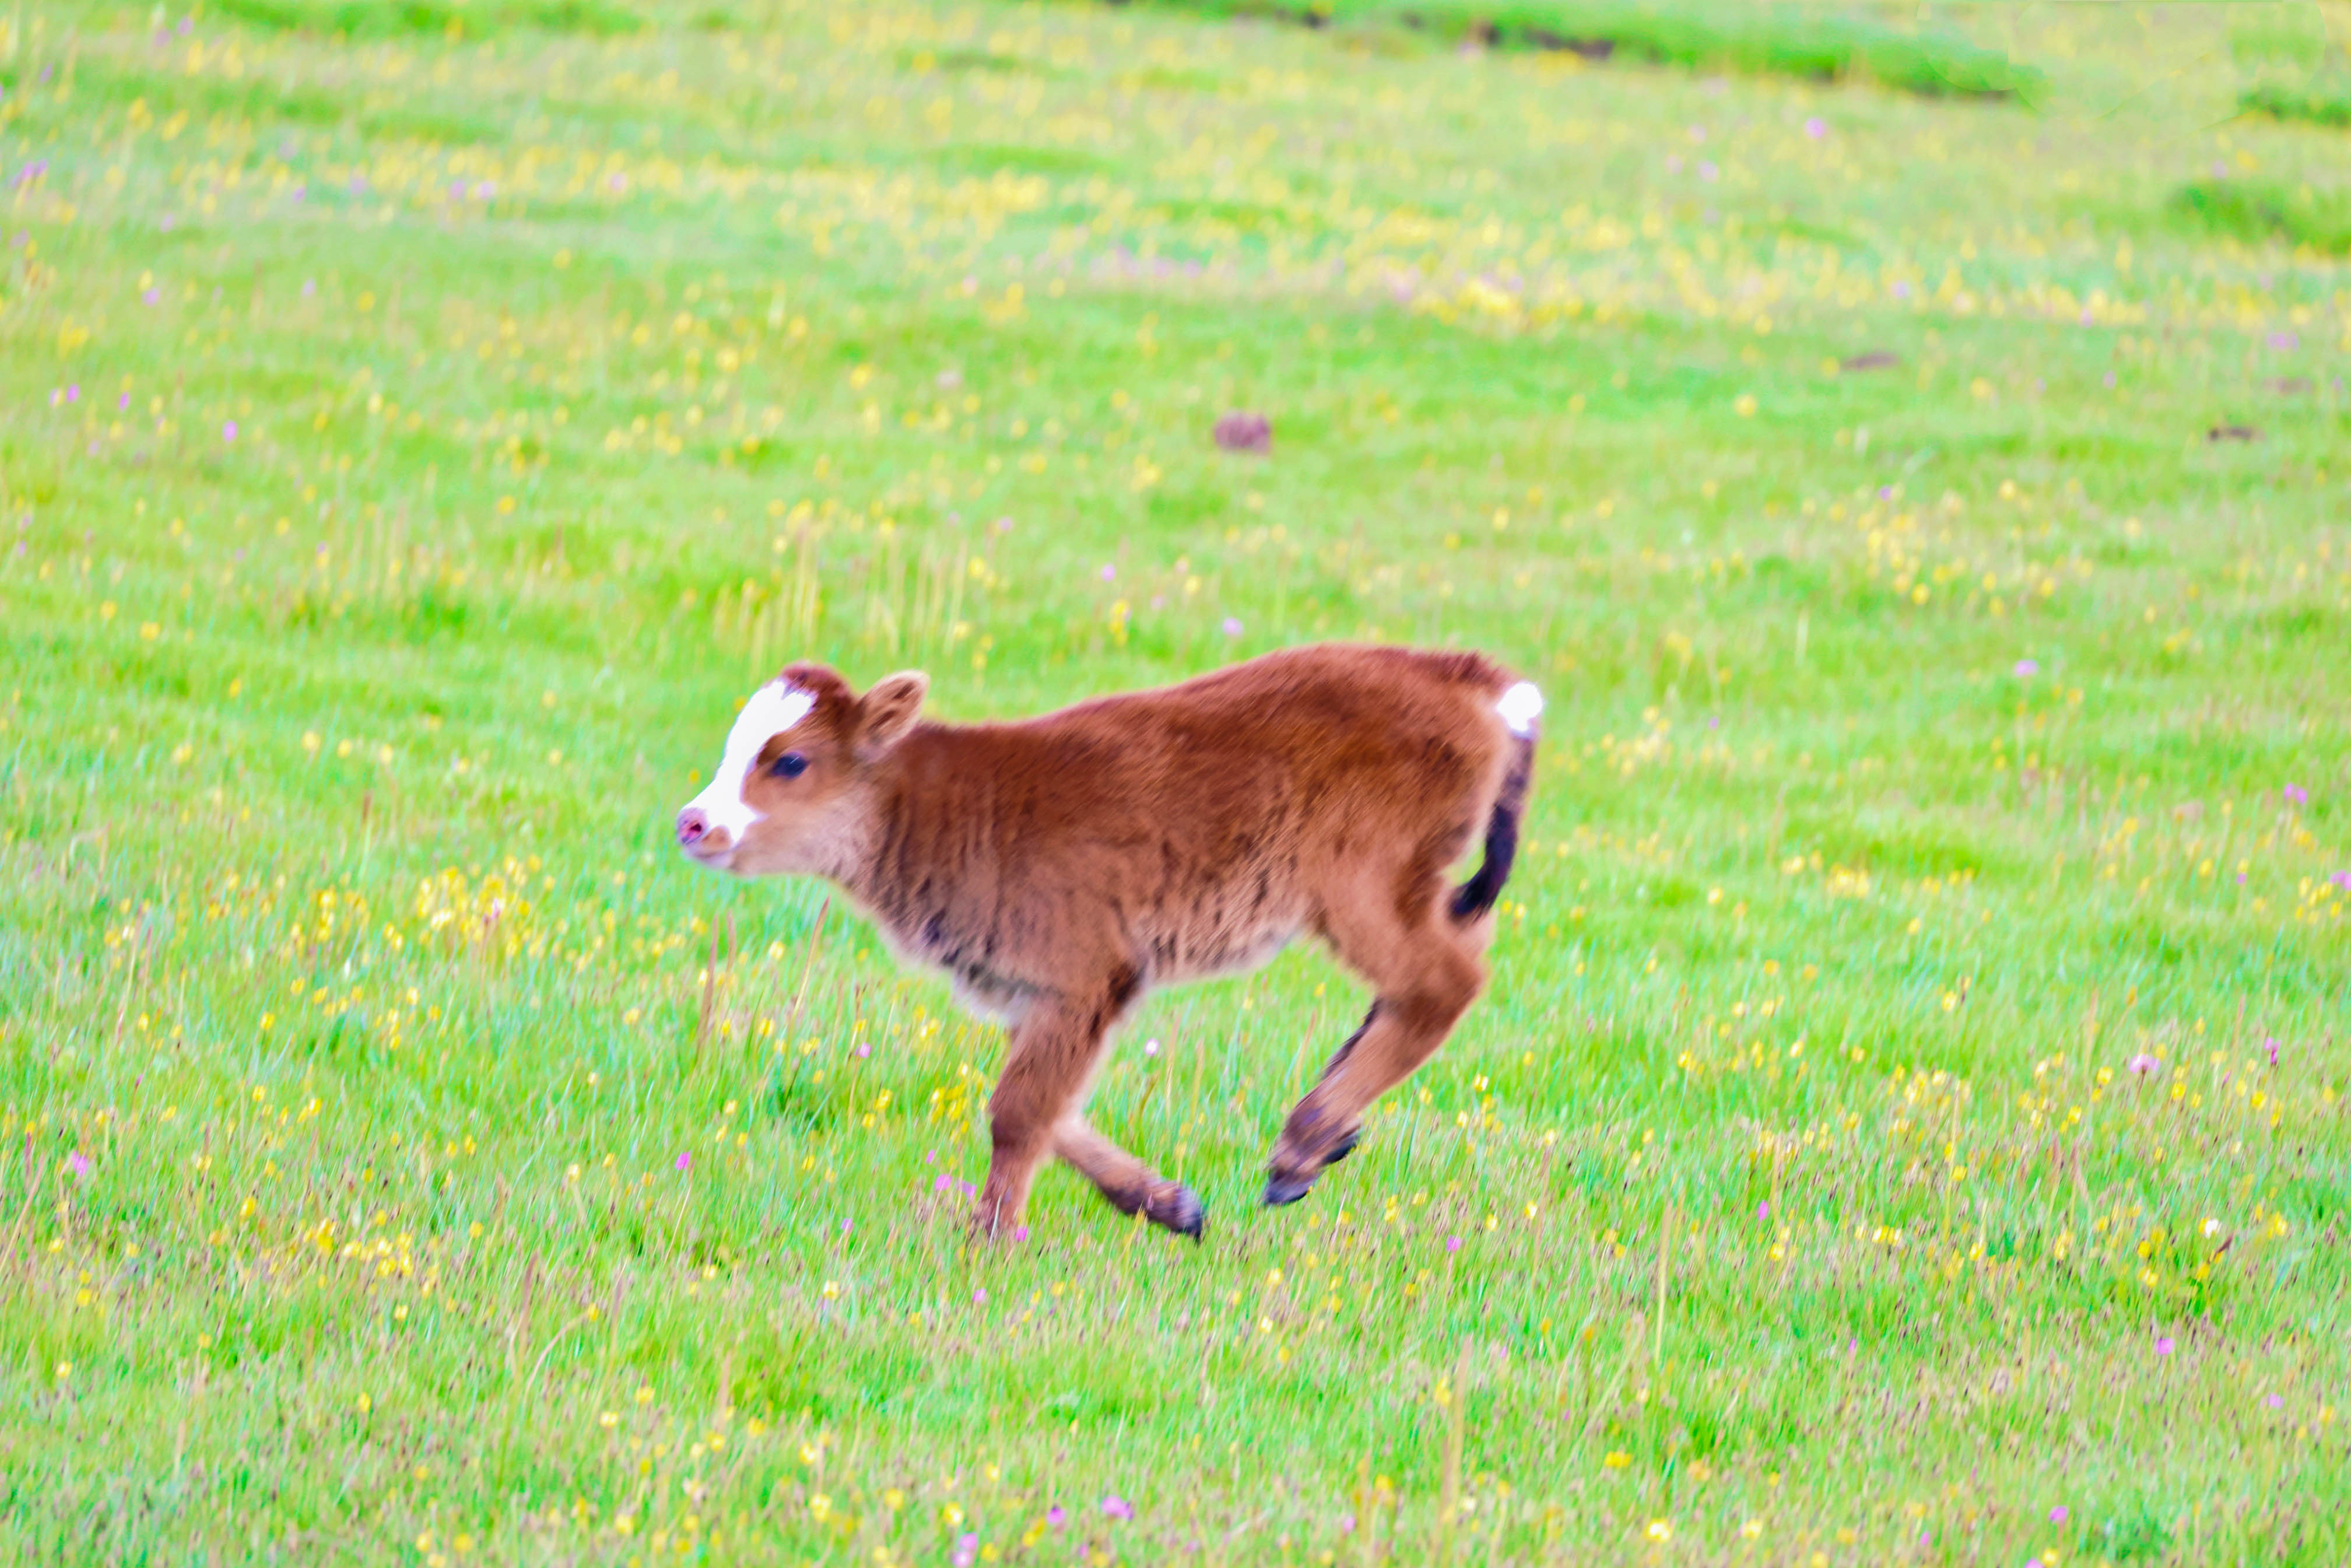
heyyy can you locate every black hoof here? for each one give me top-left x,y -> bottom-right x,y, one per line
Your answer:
1264,1127 -> 1362,1208
1150,1183 -> 1207,1240
1262,1170 -> 1315,1207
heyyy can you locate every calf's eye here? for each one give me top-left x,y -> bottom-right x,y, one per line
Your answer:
769,751 -> 809,780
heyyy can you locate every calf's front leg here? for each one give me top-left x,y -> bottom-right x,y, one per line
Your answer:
1054,1116 -> 1205,1240
972,970 -> 1138,1239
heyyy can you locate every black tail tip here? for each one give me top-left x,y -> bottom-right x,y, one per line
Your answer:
1451,808 -> 1520,921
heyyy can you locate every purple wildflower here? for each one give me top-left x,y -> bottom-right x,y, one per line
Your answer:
2264,1037 -> 2280,1067
1222,617 -> 1244,637
1101,1495 -> 1135,1521
222,420 -> 237,441
2127,1053 -> 2159,1076
2154,1334 -> 2175,1356
2283,783 -> 2308,807
2013,658 -> 2039,678
1804,117 -> 1827,139
675,1152 -> 690,1172
66,1150 -> 91,1178
1048,1506 -> 1067,1528
2050,1506 -> 2068,1524
1445,1234 -> 1462,1253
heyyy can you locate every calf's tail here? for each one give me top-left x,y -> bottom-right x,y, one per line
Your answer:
1450,689 -> 1539,923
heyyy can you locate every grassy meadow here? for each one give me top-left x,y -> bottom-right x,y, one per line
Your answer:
5,1 -> 2351,1562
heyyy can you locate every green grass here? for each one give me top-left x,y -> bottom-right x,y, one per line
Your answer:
5,0 -> 2351,1563
2172,178 -> 2351,257
2233,3 -> 2351,129
1124,0 -> 2044,99
215,0 -> 652,40
2243,75 -> 2351,129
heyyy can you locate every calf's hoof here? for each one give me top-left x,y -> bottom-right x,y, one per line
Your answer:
965,1199 -> 1029,1244
1262,1168 -> 1315,1207
1145,1181 -> 1207,1241
1263,1125 -> 1361,1207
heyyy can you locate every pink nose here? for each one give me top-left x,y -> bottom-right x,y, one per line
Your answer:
676,808 -> 709,847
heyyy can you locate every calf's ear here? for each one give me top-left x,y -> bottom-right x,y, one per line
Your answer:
854,671 -> 929,759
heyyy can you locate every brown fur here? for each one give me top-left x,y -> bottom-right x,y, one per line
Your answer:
676,643 -> 1539,1239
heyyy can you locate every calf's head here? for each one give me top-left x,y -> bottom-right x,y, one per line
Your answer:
675,662 -> 928,876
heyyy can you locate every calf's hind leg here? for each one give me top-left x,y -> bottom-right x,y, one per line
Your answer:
1265,901 -> 1486,1206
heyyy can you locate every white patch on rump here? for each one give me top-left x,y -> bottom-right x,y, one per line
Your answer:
1496,680 -> 1543,737
686,682 -> 814,841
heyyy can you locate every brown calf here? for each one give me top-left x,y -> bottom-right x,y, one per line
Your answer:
675,643 -> 1540,1239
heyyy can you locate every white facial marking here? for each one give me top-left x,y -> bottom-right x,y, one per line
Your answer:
686,682 -> 814,841
1497,680 -> 1544,737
